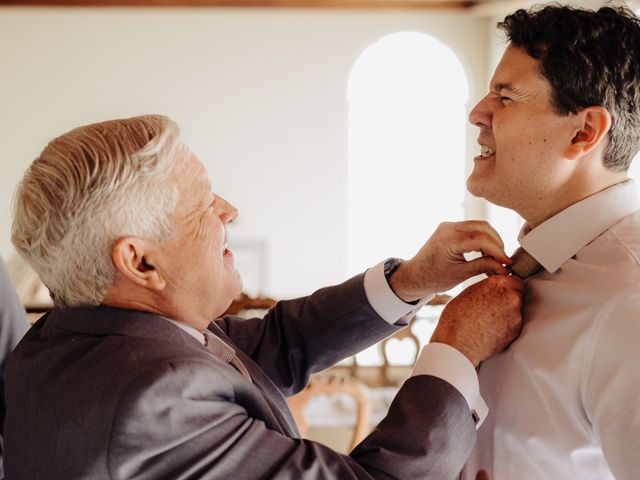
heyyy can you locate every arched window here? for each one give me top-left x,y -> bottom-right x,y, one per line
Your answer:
347,32 -> 469,276
347,32 -> 469,367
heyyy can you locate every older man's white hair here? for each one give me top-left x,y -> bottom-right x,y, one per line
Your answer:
12,114 -> 188,307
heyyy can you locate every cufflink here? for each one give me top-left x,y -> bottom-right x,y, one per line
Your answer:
472,410 -> 480,425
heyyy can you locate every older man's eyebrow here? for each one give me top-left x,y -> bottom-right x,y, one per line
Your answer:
184,194 -> 214,224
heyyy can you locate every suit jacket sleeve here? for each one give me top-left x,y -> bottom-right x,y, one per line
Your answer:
108,360 -> 476,480
214,273 -> 400,396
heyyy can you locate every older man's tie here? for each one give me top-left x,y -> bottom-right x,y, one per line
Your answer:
509,246 -> 542,279
204,330 -> 252,382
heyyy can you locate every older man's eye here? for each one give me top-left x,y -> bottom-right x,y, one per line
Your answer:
500,96 -> 512,103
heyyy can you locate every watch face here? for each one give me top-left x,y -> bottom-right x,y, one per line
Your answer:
384,258 -> 402,278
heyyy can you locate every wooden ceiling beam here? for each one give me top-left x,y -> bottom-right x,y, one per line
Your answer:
0,0 -> 471,9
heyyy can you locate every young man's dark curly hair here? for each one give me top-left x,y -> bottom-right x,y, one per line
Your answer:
499,4 -> 640,171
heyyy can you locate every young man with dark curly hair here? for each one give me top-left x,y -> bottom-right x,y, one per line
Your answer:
462,5 -> 640,479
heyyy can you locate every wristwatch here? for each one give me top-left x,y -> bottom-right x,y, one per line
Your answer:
384,257 -> 420,305
383,257 -> 404,281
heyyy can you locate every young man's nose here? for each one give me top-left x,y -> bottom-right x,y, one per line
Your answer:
469,95 -> 493,129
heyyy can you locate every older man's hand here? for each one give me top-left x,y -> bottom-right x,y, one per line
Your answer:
389,221 -> 511,302
431,275 -> 524,367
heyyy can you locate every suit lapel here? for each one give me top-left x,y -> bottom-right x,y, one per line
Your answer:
208,322 -> 300,437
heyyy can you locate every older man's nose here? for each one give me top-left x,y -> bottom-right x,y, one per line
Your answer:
469,95 -> 492,129
215,195 -> 238,224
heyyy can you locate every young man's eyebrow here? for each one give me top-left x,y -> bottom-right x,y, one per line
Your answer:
492,82 -> 517,93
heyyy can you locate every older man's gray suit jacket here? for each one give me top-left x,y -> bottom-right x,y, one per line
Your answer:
4,274 -> 475,479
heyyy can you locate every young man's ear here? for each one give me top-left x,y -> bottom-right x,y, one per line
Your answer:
111,237 -> 166,291
565,106 -> 612,160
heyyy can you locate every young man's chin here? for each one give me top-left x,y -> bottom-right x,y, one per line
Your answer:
466,176 -> 486,199
466,178 -> 508,209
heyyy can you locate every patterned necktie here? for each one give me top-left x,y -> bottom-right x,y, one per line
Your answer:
509,246 -> 542,279
203,330 -> 252,382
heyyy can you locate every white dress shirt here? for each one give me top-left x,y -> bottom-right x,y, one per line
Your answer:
463,180 -> 640,480
166,261 -> 486,428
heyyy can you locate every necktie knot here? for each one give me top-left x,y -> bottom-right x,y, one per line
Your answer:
510,247 -> 542,279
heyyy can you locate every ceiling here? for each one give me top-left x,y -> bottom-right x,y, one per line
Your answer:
0,0 -> 538,15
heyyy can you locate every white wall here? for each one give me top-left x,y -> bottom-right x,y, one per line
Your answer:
0,7 -> 489,298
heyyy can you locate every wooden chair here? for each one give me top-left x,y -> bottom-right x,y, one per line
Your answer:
287,374 -> 372,452
222,293 -> 276,316
380,316 -> 421,386
380,293 -> 452,386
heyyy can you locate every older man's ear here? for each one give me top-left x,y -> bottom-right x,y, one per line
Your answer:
110,237 -> 166,291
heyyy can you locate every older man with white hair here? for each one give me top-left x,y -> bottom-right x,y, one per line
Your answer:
5,115 -> 522,479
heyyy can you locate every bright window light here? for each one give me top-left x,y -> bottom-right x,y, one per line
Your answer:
347,32 -> 469,276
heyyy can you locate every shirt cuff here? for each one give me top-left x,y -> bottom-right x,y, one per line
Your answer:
363,260 -> 434,326
412,342 -> 488,429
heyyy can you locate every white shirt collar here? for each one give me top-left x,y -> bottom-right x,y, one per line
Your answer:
163,319 -> 237,360
519,179 -> 640,273
165,318 -> 206,346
